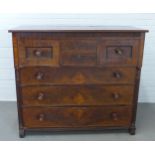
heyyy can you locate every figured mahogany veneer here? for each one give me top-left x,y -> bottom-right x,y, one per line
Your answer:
21,85 -> 134,106
18,39 -> 59,66
22,106 -> 132,128
9,26 -> 148,137
19,67 -> 136,85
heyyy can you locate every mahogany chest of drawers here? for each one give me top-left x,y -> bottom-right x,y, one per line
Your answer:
9,26 -> 148,137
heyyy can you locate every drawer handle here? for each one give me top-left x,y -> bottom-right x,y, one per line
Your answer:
36,72 -> 44,80
73,55 -> 88,60
115,48 -> 123,55
112,93 -> 120,99
74,54 -> 83,60
111,112 -> 118,121
113,72 -> 121,79
38,114 -> 45,121
37,93 -> 44,100
72,55 -> 95,61
34,50 -> 42,57
77,54 -> 82,59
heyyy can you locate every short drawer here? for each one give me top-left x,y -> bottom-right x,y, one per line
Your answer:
60,40 -> 98,66
22,106 -> 132,128
20,67 -> 136,85
99,39 -> 139,66
21,85 -> 134,106
18,39 -> 59,66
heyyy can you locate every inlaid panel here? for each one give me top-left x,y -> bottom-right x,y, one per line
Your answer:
60,40 -> 98,66
18,39 -> 60,66
99,39 -> 139,66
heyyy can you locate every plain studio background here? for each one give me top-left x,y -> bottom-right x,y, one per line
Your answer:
0,0 -> 154,154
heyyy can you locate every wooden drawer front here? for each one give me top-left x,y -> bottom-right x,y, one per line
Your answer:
60,40 -> 98,66
21,85 -> 134,106
22,106 -> 132,128
18,39 -> 59,66
99,39 -> 139,65
20,67 -> 136,85
26,47 -> 52,59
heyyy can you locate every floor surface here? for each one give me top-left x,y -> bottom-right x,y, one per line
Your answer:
0,102 -> 155,141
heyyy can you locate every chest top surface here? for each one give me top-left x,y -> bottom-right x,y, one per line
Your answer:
9,26 -> 148,33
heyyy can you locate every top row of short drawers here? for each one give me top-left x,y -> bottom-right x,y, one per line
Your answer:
17,38 -> 139,67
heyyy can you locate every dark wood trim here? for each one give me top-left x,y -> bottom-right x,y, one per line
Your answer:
15,68 -> 25,138
21,126 -> 130,138
129,67 -> 141,135
12,35 -> 25,137
12,33 -> 19,68
138,33 -> 146,68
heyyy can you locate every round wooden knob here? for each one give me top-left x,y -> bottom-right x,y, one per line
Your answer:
113,93 -> 120,99
37,93 -> 44,100
35,50 -> 42,57
38,114 -> 45,121
113,72 -> 121,79
77,54 -> 82,59
111,112 -> 118,121
115,48 -> 123,55
36,72 -> 44,80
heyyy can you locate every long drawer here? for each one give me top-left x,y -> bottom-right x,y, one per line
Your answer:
21,85 -> 134,106
22,106 -> 132,128
19,67 -> 136,85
